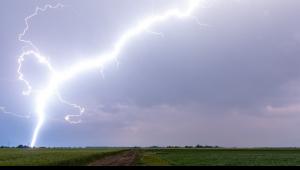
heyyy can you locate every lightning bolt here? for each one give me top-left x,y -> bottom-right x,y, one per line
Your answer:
17,0 -> 204,147
18,4 -> 63,96
56,93 -> 85,124
0,106 -> 31,119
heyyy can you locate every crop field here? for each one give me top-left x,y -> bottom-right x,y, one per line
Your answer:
2,148 -> 300,166
0,148 -> 124,166
138,148 -> 300,166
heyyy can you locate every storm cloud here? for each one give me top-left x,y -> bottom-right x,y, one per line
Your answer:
1,0 -> 300,147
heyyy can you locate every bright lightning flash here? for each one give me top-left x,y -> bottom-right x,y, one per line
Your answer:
17,0 -> 204,148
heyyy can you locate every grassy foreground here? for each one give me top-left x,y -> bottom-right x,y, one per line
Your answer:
0,148 -> 124,166
2,148 -> 300,166
138,148 -> 300,166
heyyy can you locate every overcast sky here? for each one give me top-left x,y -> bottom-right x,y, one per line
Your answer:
1,0 -> 300,147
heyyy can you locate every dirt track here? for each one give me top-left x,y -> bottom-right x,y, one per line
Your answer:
89,150 -> 139,166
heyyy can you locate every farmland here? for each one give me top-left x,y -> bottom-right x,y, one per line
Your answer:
2,148 -> 300,166
138,148 -> 300,166
0,148 -> 124,166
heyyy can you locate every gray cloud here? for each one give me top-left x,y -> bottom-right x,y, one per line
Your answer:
1,0 -> 300,146
41,103 -> 300,147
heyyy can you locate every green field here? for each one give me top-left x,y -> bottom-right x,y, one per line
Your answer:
2,148 -> 300,166
138,148 -> 300,166
0,148 -> 124,166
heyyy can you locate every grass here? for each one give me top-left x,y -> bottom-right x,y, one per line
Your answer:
0,148 -> 125,166
138,148 -> 300,166
3,148 -> 300,166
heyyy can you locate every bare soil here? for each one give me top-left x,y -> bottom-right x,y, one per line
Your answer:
89,150 -> 139,166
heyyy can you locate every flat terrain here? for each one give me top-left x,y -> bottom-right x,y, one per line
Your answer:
2,148 -> 300,166
89,150 -> 139,166
138,148 -> 300,166
0,148 -> 124,166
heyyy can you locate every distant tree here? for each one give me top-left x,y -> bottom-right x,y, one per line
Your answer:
167,146 -> 181,149
17,145 -> 29,149
196,145 -> 204,148
185,146 -> 194,149
150,146 -> 160,148
17,145 -> 23,148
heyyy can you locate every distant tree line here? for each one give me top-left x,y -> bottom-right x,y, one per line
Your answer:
0,145 -> 30,149
149,145 -> 221,149
169,145 -> 221,149
0,146 -> 10,148
0,145 -> 222,149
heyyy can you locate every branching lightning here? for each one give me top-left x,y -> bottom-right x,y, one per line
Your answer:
17,0 -> 204,147
0,106 -> 31,119
56,93 -> 85,124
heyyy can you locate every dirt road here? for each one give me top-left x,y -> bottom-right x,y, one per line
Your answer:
89,150 -> 139,166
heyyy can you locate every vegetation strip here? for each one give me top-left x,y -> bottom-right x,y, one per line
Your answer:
2,148 -> 300,166
0,148 -> 125,166
89,150 -> 139,166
